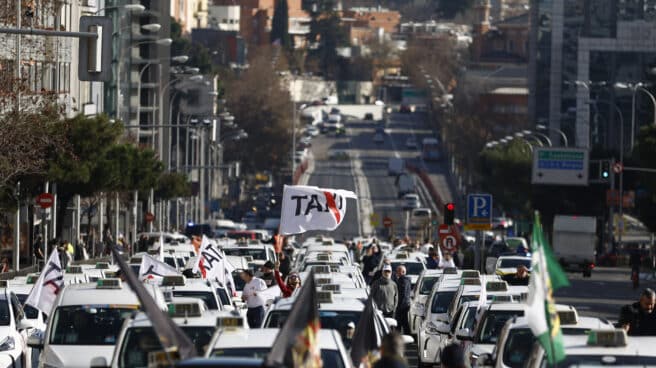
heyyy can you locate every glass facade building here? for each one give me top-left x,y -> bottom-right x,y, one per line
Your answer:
529,0 -> 656,150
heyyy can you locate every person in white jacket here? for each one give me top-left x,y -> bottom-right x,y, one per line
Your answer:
438,252 -> 456,269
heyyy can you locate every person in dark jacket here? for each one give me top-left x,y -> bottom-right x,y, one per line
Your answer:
395,265 -> 412,334
619,288 -> 656,336
370,264 -> 398,318
278,250 -> 292,279
362,244 -> 382,284
440,343 -> 466,368
372,332 -> 408,368
259,261 -> 276,287
507,265 -> 530,286
426,250 -> 440,270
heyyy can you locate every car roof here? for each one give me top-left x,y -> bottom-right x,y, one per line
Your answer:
561,335 -> 656,357
497,255 -> 531,261
270,295 -> 364,311
210,328 -> 342,350
507,316 -> 613,331
57,282 -> 142,306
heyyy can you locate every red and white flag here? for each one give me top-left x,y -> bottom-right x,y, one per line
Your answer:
25,249 -> 64,314
192,235 -> 236,292
280,185 -> 357,235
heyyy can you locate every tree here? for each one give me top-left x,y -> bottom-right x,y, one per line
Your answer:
306,14 -> 349,78
223,48 -> 293,172
436,0 -> 475,19
271,0 -> 292,49
155,172 -> 192,200
171,18 -> 216,75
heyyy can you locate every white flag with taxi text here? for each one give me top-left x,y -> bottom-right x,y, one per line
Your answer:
279,185 -> 357,235
25,249 -> 64,314
192,236 -> 236,292
139,254 -> 179,281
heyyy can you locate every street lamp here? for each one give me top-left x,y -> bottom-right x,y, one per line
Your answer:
614,82 -> 656,150
141,24 -> 162,32
536,124 -> 567,146
92,4 -> 145,15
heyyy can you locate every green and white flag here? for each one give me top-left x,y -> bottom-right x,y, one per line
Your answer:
526,211 -> 570,364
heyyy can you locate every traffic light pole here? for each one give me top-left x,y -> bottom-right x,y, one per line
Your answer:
609,161 -> 616,253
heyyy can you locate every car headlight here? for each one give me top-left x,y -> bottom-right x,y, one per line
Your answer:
0,336 -> 15,351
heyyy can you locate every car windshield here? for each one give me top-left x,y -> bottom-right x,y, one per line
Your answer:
50,305 -> 137,345
223,248 -> 267,260
0,299 -> 10,326
216,288 -> 231,306
118,326 -> 215,367
16,294 -> 39,319
391,262 -> 424,275
265,310 -> 361,344
419,276 -> 439,295
211,347 -> 345,368
503,328 -> 535,368
431,291 -> 456,314
413,210 -> 430,217
500,258 -> 532,269
164,257 -> 177,269
476,310 -> 524,344
171,291 -> 219,310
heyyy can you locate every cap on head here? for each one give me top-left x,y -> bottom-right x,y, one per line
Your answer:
382,264 -> 392,272
347,321 -> 355,329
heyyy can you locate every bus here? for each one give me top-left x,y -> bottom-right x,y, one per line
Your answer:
422,138 -> 441,161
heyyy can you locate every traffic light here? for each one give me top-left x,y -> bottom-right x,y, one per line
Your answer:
444,203 -> 455,225
601,161 -> 610,179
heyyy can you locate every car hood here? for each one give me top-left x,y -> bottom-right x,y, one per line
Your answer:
470,343 -> 495,358
43,345 -> 115,368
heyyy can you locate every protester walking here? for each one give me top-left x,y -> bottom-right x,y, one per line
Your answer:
240,269 -> 268,328
371,264 -> 398,318
395,265 -> 412,334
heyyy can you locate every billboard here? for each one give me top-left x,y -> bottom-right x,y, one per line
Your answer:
531,148 -> 589,186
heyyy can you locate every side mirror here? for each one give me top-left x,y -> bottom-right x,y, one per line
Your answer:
476,352 -> 495,367
456,328 -> 472,341
27,332 -> 44,349
402,335 -> 415,344
18,318 -> 36,331
90,356 -> 109,368
385,318 -> 398,328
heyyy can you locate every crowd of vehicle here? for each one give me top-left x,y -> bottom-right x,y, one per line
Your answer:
0,227 -> 651,368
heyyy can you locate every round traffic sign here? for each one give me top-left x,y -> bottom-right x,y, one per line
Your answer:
144,212 -> 155,222
36,193 -> 54,209
441,235 -> 458,251
383,217 -> 393,228
613,162 -> 623,174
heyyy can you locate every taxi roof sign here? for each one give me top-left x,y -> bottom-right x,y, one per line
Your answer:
26,273 -> 40,284
129,256 -> 142,264
312,265 -> 331,274
103,270 -> 118,278
315,277 -> 332,286
322,240 -> 334,245
96,278 -> 122,289
461,270 -> 480,278
460,278 -> 481,286
243,256 -> 254,262
95,262 -> 110,270
217,316 -> 245,329
490,295 -> 512,303
316,254 -> 331,262
168,302 -> 202,318
443,267 -> 458,275
558,310 -> 578,325
395,252 -> 409,259
486,281 -> 508,292
162,275 -> 186,287
321,284 -> 341,293
587,329 -> 627,347
66,266 -> 83,274
317,291 -> 333,304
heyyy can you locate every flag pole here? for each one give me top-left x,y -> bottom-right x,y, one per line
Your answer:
536,211 -> 558,368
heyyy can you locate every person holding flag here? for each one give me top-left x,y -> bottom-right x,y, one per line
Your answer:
525,211 -> 570,364
274,261 -> 301,298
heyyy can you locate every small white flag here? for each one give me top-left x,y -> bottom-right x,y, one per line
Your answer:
139,254 -> 179,281
279,185 -> 357,235
193,235 -> 227,282
25,250 -> 64,314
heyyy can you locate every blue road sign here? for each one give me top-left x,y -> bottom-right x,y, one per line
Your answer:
466,194 -> 492,229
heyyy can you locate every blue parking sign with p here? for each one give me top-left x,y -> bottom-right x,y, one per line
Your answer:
466,194 -> 492,230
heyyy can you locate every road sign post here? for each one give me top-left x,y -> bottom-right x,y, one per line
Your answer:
466,194 -> 493,273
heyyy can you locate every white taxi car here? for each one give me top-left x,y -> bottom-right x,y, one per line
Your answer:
205,328 -> 351,368
409,270 -> 443,336
30,279 -> 166,368
160,275 -> 223,311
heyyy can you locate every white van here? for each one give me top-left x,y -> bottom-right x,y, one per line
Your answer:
388,158 -> 404,176
552,215 -> 597,277
410,208 -> 432,229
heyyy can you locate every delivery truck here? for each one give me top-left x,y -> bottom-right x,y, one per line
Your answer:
552,215 -> 597,277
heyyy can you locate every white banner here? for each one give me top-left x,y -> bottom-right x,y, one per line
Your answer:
139,254 -> 179,281
279,185 -> 357,235
193,236 -> 236,293
25,250 -> 64,314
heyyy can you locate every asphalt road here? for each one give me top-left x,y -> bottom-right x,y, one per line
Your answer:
305,111 -> 443,241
